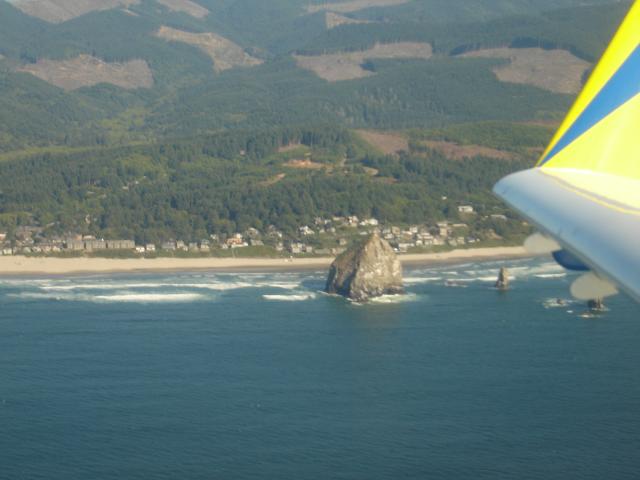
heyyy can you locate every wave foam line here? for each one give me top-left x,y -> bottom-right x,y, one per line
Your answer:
94,293 -> 205,303
367,294 -> 419,304
262,292 -> 316,302
8,291 -> 206,303
39,280 -> 301,292
403,277 -> 442,284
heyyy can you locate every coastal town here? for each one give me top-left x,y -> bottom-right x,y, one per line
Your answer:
0,206 -> 507,257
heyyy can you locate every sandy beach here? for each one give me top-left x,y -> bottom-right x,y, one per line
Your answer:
0,246 -> 529,276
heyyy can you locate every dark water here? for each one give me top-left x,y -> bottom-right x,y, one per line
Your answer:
1,259 -> 639,480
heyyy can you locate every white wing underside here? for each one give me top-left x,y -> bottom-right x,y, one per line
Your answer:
494,168 -> 640,302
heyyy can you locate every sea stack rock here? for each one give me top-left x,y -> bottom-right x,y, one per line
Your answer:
495,267 -> 509,290
588,298 -> 605,312
325,232 -> 404,302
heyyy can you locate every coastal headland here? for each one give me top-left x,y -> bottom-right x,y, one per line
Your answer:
0,246 -> 528,276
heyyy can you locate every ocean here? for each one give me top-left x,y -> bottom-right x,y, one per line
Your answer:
1,258 -> 639,480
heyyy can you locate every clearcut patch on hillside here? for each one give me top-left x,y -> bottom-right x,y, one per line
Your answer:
307,0 -> 410,14
10,0 -> 138,23
17,55 -> 153,90
294,42 -> 432,81
356,130 -> 409,155
260,173 -> 287,187
325,12 -> 371,29
156,0 -> 208,18
155,26 -> 263,73
421,141 -> 514,160
460,48 -> 591,94
284,159 -> 328,170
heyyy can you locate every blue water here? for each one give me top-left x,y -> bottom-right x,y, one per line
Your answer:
1,258 -> 639,480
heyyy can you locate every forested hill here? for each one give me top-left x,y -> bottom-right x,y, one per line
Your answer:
0,0 -> 632,247
0,124 -> 545,245
0,0 -> 630,151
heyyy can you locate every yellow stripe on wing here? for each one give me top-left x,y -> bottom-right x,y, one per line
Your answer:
539,0 -> 640,164
541,93 -> 640,178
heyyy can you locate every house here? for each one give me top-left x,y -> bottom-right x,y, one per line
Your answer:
161,241 -> 176,251
0,233 -> 6,242
266,226 -> 283,239
145,244 -> 156,252
458,205 -> 475,214
85,240 -> 107,251
288,243 -> 303,254
135,246 -> 146,254
359,218 -> 379,227
66,240 -> 83,251
188,242 -> 199,252
106,240 -> 135,250
2,248 -> 13,255
176,241 -> 188,251
299,226 -> 315,236
249,239 -> 264,246
226,235 -> 245,248
395,243 -> 412,253
437,222 -> 450,238
245,228 -> 261,239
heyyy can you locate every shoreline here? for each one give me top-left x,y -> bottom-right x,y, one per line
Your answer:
0,246 -> 530,276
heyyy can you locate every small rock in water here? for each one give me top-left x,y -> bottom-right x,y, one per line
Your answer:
325,232 -> 404,302
587,298 -> 605,312
495,267 -> 509,290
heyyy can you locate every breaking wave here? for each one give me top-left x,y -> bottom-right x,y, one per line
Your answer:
262,292 -> 316,302
367,293 -> 419,304
9,291 -> 207,303
403,276 -> 442,284
94,293 -> 206,303
39,280 -> 301,292
535,273 -> 567,279
542,297 -> 575,309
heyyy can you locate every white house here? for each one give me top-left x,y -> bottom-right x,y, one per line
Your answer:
458,205 -> 475,214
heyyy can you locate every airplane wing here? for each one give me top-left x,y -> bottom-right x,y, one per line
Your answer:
494,0 -> 640,302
